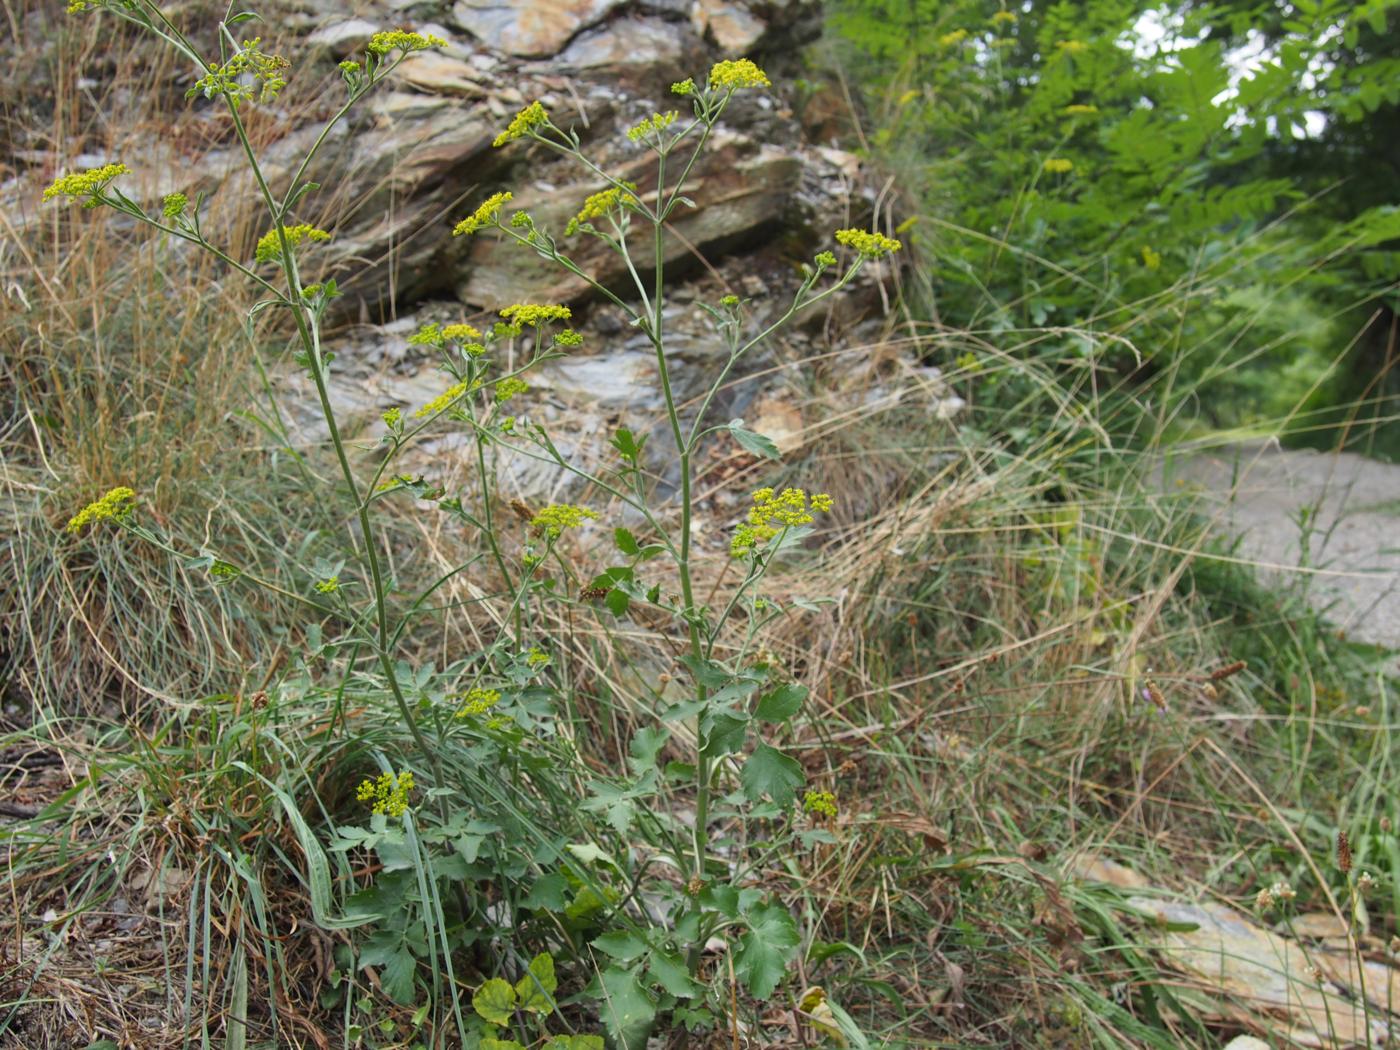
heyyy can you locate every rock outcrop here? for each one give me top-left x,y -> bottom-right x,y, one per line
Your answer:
13,0 -> 964,502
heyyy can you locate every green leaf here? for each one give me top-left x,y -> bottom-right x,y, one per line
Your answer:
598,966 -> 657,1050
727,420 -> 781,460
628,725 -> 670,771
701,712 -> 749,757
566,841 -> 610,865
740,743 -> 804,806
381,948 -> 417,1005
523,873 -> 570,911
615,527 -> 640,555
679,653 -> 731,689
698,883 -> 740,918
611,427 -> 645,461
546,1038 -> 605,1050
734,902 -> 800,999
472,977 -> 517,1025
605,587 -> 631,618
648,949 -> 702,999
481,1040 -> 527,1050
515,952 -> 558,1014
592,930 -> 649,961
754,682 -> 807,721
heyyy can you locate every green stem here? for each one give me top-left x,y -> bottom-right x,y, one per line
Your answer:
223,101 -> 443,787
645,152 -> 711,898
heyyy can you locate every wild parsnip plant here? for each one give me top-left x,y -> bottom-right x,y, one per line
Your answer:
55,3 -> 898,1041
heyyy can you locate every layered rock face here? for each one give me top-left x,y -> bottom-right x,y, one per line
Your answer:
270,0 -> 833,320
246,0 -> 963,494
18,0 -> 962,497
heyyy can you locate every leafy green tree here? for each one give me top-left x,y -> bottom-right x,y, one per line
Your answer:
827,0 -> 1400,447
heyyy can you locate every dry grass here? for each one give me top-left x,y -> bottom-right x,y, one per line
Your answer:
2,5 -> 1397,1047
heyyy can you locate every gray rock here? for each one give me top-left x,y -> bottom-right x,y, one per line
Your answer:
448,0 -> 626,57
306,18 -> 382,54
553,17 -> 691,75
691,0 -> 766,54
458,138 -> 801,307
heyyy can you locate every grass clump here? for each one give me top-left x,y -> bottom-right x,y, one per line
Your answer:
2,0 -> 1398,1047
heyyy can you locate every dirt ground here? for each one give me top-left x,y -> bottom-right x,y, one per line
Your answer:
1165,441 -> 1400,658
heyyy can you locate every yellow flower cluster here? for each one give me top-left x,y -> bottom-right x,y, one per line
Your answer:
671,78 -> 696,96
254,223 -> 331,264
1057,40 -> 1088,54
408,323 -> 445,346
453,191 -> 513,236
456,687 -> 501,717
1063,104 -> 1099,116
527,648 -> 550,667
493,100 -> 548,148
803,790 -> 838,817
356,770 -> 415,817
730,487 -> 833,557
414,380 -> 470,418
834,228 -> 902,259
939,29 -> 968,46
500,303 -> 572,327
627,111 -> 678,142
530,503 -> 598,537
408,322 -> 480,347
553,328 -> 584,347
1043,158 -> 1074,174
495,377 -> 529,403
1141,246 -> 1162,270
366,30 -> 447,54
990,10 -> 1018,24
315,576 -> 339,593
708,59 -> 770,90
566,183 -> 638,235
66,486 -> 136,533
161,192 -> 187,218
43,163 -> 129,203
193,39 -> 290,107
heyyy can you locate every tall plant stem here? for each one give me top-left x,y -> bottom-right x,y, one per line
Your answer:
224,103 -> 443,787
645,154 -> 711,892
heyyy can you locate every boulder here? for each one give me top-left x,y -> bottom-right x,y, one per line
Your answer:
448,0 -> 627,57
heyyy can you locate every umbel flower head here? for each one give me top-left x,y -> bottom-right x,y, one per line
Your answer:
191,38 -> 290,107
366,30 -> 447,55
456,687 -> 501,718
453,191 -> 512,236
494,100 -> 548,148
530,503 -> 597,537
731,487 -> 833,557
66,486 -> 136,533
414,380 -> 472,418
254,223 -> 331,264
708,58 -> 771,90
627,111 -> 677,143
1043,158 -> 1074,174
43,163 -> 129,205
356,770 -> 415,817
566,183 -> 639,235
495,377 -> 529,403
500,303 -> 572,327
834,228 -> 902,260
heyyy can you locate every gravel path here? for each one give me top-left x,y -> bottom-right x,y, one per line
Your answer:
1165,441 -> 1400,653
